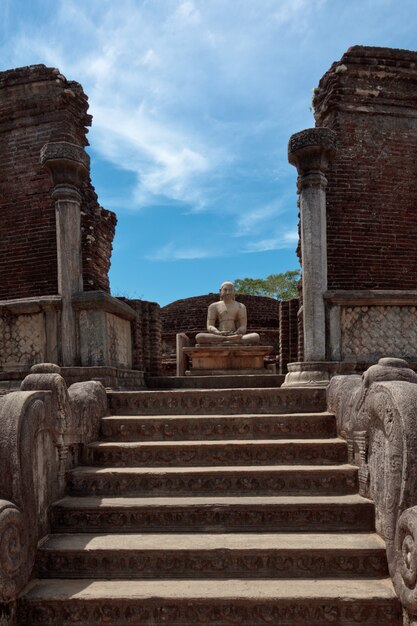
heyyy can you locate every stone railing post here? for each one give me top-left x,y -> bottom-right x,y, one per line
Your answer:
40,142 -> 89,366
288,128 -> 336,362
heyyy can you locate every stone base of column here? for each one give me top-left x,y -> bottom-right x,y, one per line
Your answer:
282,361 -> 353,387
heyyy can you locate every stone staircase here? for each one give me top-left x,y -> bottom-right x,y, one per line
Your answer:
18,385 -> 401,625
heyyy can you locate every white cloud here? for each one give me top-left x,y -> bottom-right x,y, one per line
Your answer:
246,230 -> 299,252
0,0 -> 329,254
172,0 -> 201,25
1,0 -> 324,208
272,0 -> 327,31
90,101 -> 213,209
235,201 -> 286,236
147,226 -> 299,261
146,242 -> 214,261
140,49 -> 159,68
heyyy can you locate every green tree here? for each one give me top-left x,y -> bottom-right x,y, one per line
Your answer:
234,270 -> 300,300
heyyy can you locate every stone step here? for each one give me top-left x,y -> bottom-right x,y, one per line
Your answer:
84,438 -> 348,467
51,495 -> 375,533
67,464 -> 358,497
145,374 -> 285,389
107,387 -> 327,416
100,412 -> 336,441
18,578 -> 401,625
36,532 -> 388,579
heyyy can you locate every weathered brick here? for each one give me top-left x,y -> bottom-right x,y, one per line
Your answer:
0,64 -> 116,300
313,46 -> 417,290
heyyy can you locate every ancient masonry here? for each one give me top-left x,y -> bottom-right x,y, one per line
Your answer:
0,64 -> 161,384
285,46 -> 417,386
0,65 -> 115,298
3,46 -> 417,625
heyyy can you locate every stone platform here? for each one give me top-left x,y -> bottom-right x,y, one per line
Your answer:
183,345 -> 273,375
146,374 -> 285,389
0,366 -> 145,394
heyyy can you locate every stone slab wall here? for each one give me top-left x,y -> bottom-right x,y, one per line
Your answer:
0,64 -> 116,300
77,310 -> 132,369
325,291 -> 417,365
339,304 -> 417,362
0,312 -> 45,369
0,297 -> 61,370
313,46 -> 417,291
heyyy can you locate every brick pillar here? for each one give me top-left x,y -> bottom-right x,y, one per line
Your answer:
130,302 -> 144,371
288,298 -> 299,364
41,142 -> 89,366
297,302 -> 304,362
288,128 -> 336,362
279,301 -> 290,374
142,303 -> 151,374
149,302 -> 162,376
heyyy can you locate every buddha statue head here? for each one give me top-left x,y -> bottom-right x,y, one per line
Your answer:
219,281 -> 236,302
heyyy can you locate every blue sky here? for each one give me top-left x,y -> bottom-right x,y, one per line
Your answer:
1,0 -> 417,305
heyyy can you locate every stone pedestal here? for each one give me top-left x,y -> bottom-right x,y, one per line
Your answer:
72,292 -> 135,368
183,345 -> 273,376
282,361 -> 354,387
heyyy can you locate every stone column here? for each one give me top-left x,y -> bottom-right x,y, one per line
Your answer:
288,128 -> 336,361
40,142 -> 89,366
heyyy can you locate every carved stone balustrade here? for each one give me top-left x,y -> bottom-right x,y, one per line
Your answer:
0,364 -> 107,616
328,357 -> 417,622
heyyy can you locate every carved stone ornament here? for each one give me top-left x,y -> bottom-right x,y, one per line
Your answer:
0,500 -> 28,603
17,598 -> 401,625
100,413 -> 335,441
52,498 -> 373,533
393,506 -> 417,613
108,387 -> 327,416
40,141 -> 89,189
40,141 -> 90,169
0,364 -> 108,605
327,357 -> 417,615
288,127 -> 337,177
67,466 -> 356,498
85,438 -> 346,468
36,546 -> 387,580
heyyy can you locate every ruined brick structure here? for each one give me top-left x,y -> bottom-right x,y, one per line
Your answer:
286,46 -> 417,380
314,46 -> 417,290
0,65 -> 116,299
0,64 -> 160,381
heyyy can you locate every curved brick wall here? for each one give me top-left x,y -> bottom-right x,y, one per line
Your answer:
161,293 -> 280,356
0,64 -> 116,300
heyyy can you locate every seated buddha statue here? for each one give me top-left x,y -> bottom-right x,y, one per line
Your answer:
195,281 -> 260,346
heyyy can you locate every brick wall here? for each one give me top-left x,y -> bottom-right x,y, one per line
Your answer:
278,298 -> 300,373
119,298 -> 162,375
313,46 -> 417,290
0,64 -> 116,300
